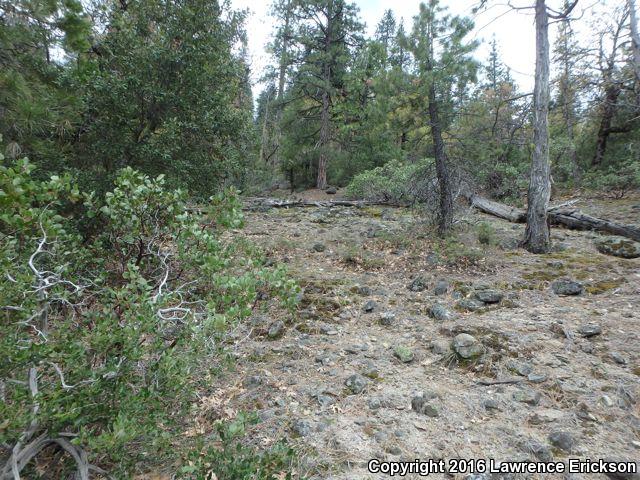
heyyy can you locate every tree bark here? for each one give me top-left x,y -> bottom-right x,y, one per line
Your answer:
523,0 -> 552,254
630,0 -> 640,85
274,1 -> 291,170
592,82 -> 622,166
427,83 -> 454,236
316,1 -> 333,190
317,89 -> 330,190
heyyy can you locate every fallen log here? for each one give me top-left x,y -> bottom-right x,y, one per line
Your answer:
466,194 -> 526,222
549,209 -> 640,242
466,193 -> 640,242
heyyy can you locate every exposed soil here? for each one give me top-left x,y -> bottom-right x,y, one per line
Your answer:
200,195 -> 640,479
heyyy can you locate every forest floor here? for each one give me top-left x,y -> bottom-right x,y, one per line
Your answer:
203,191 -> 640,480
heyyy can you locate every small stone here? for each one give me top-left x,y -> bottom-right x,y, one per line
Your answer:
393,345 -> 414,363
408,276 -> 428,292
362,300 -> 377,313
312,242 -> 326,252
379,311 -> 396,326
483,398 -> 500,410
368,397 -> 382,410
429,303 -> 453,321
352,285 -> 372,296
474,289 -> 504,304
513,389 -> 541,406
430,340 -> 450,355
507,360 -> 533,376
456,298 -> 484,312
611,352 -> 627,365
325,186 -> 337,194
385,445 -> 402,455
292,419 -> 312,437
411,393 -> 440,417
577,323 -> 602,338
345,374 -> 369,394
548,431 -> 574,453
317,394 -> 336,407
267,321 -> 285,339
600,395 -> 614,407
434,280 -> 449,295
452,333 -> 483,359
551,279 -> 584,296
527,373 -> 548,384
361,360 -> 379,379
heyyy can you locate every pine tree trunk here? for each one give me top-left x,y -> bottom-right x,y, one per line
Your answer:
523,0 -> 552,254
427,83 -> 453,236
592,83 -> 621,166
317,89 -> 330,190
274,2 -> 291,170
630,0 -> 640,85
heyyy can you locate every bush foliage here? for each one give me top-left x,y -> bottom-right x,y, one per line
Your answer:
0,154 -> 299,477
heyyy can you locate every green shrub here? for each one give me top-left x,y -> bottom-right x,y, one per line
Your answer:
0,157 -> 299,477
344,159 -> 435,205
583,159 -> 640,198
178,413 -> 298,480
477,222 -> 497,246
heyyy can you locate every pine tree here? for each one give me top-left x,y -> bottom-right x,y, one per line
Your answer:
405,0 -> 478,235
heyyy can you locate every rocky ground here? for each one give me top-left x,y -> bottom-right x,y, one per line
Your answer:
201,192 -> 640,479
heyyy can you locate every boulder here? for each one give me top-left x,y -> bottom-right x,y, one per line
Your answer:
551,279 -> 583,296
595,236 -> 640,259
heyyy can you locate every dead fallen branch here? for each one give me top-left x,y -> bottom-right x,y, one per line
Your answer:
465,193 -> 640,242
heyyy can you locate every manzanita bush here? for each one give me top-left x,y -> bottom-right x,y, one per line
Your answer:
0,152 -> 299,478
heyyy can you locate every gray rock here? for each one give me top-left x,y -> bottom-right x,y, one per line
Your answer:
292,419 -> 312,437
483,398 -> 500,410
393,345 -> 414,363
267,321 -> 285,339
548,431 -> 574,453
362,300 -> 377,313
474,289 -> 504,304
408,276 -> 428,292
611,351 -> 627,365
325,186 -> 337,194
452,333 -> 483,359
430,340 -> 450,355
429,303 -> 453,321
361,360 -> 380,379
411,392 -> 440,417
345,374 -> 369,394
577,323 -> 602,337
368,397 -> 382,410
353,285 -> 372,296
456,298 -> 484,312
379,311 -> 396,326
551,279 -> 584,296
312,243 -> 326,253
602,460 -> 640,480
527,373 -> 548,384
507,360 -> 533,377
595,237 -> 640,259
434,280 -> 449,295
316,394 -> 336,407
513,389 -> 541,406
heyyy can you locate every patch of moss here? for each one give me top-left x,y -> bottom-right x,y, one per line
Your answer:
585,278 -> 625,294
360,206 -> 383,218
585,278 -> 626,295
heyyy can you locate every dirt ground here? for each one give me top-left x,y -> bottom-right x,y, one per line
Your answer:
203,193 -> 640,479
